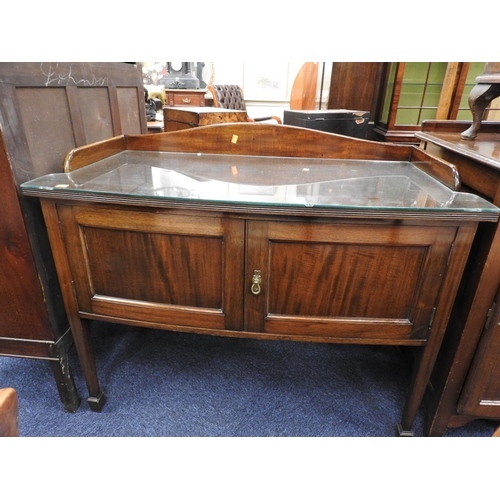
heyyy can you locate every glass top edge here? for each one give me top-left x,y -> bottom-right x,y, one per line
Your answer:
20,151 -> 499,214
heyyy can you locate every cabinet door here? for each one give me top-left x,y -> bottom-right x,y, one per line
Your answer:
245,219 -> 456,343
457,291 -> 500,417
57,204 -> 244,331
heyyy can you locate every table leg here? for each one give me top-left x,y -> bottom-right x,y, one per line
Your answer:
72,319 -> 105,412
48,356 -> 80,413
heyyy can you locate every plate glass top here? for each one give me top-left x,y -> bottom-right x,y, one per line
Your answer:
21,151 -> 498,213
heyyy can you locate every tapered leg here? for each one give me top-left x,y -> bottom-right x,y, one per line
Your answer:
397,347 -> 434,437
39,200 -> 105,412
70,318 -> 105,412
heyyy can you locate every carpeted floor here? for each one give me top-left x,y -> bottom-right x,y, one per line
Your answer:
1,320 -> 498,437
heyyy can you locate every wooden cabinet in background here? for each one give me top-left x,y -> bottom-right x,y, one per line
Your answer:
164,89 -> 207,107
417,120 -> 500,435
327,62 -> 385,140
0,62 -> 147,411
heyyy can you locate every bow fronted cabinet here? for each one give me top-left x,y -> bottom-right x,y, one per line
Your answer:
20,123 -> 498,436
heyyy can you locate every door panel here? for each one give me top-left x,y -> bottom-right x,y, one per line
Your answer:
458,288 -> 500,417
57,204 -> 245,331
245,220 -> 456,342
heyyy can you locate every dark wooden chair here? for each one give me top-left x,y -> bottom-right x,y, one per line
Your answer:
0,388 -> 19,437
207,84 -> 282,123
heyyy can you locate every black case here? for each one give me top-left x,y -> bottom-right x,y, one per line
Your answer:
284,109 -> 370,138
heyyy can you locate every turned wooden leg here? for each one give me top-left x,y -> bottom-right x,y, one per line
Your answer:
461,83 -> 500,140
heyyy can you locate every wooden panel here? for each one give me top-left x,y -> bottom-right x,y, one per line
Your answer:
56,204 -> 245,331
125,123 -> 415,162
117,87 -> 143,135
84,228 -> 223,309
457,286 -> 500,417
77,87 -> 114,144
17,87 -> 76,177
268,241 -> 427,318
0,132 -> 53,341
245,219 -> 457,341
327,63 -> 385,127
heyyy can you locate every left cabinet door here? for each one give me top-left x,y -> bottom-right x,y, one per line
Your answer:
57,203 -> 245,332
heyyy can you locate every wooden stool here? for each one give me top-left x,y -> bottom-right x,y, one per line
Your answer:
0,388 -> 19,437
461,62 -> 500,140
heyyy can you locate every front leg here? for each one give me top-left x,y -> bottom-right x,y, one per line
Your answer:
461,83 -> 500,140
73,318 -> 105,412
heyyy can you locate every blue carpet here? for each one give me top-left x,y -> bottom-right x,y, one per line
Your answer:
1,320 -> 498,437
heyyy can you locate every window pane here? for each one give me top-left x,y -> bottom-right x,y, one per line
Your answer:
419,108 -> 438,123
395,108 -> 420,125
399,84 -> 424,107
395,62 -> 446,126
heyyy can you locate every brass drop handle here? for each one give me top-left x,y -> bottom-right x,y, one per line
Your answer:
182,98 -> 192,103
251,270 -> 262,295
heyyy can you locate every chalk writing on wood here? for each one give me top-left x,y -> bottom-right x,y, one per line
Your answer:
40,63 -> 109,87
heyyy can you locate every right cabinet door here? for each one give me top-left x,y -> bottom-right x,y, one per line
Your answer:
244,219 -> 457,343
